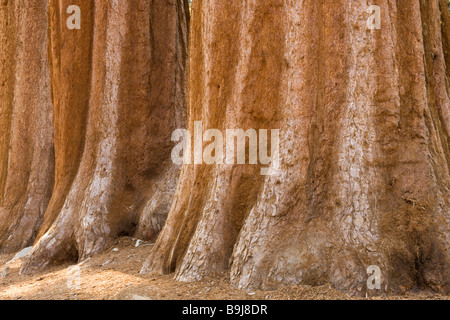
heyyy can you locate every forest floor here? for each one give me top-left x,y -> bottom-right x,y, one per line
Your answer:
0,237 -> 448,300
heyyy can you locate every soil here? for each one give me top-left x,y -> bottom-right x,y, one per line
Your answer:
0,237 -> 447,300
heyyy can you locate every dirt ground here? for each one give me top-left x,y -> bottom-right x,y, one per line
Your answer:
0,237 -> 447,300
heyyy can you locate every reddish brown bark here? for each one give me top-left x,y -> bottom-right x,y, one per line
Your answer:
142,0 -> 450,295
21,0 -> 189,272
0,0 -> 190,270
0,0 -> 54,253
1,0 -> 448,296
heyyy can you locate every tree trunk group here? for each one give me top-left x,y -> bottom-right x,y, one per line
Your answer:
1,0 -> 189,271
1,0 -> 449,295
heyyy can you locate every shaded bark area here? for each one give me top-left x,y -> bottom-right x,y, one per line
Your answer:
142,0 -> 450,295
0,0 -> 54,253
20,0 -> 189,272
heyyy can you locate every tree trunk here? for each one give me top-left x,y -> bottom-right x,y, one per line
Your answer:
0,0 -> 54,253
142,0 -> 450,295
19,0 -> 189,272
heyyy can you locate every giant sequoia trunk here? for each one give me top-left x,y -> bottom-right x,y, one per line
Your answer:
6,0 -> 190,272
142,0 -> 450,295
0,1 -> 54,253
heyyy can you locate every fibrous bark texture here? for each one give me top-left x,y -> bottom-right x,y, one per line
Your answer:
142,0 -> 450,295
0,0 -> 54,253
16,0 -> 189,272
